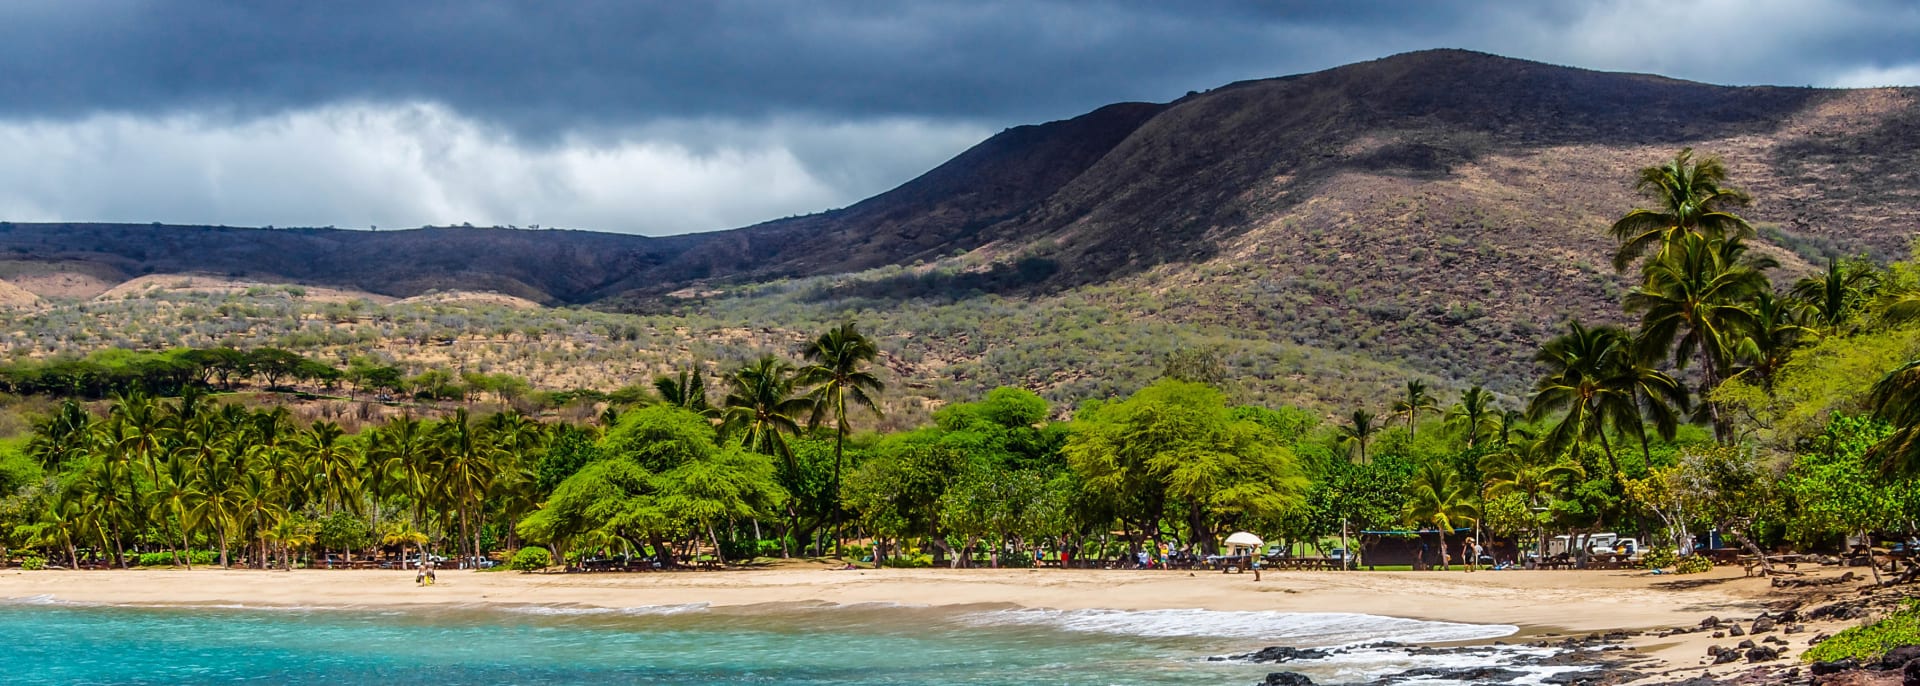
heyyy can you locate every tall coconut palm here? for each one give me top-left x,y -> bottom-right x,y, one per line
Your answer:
180,416 -> 243,567
1625,234 -> 1772,441
370,414 -> 440,559
1444,386 -> 1499,450
1527,321 -> 1637,481
1402,462 -> 1478,570
1608,148 -> 1754,272
797,322 -> 885,556
295,421 -> 359,515
1791,256 -> 1876,337
234,469 -> 286,569
1336,410 -> 1379,464
110,390 -> 167,479
436,409 -> 497,567
149,456 -> 201,568
723,355 -> 814,556
1391,380 -> 1438,440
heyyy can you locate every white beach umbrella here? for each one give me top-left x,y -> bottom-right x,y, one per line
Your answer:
1224,531 -> 1263,549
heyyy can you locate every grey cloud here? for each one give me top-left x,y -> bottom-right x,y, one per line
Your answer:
0,1 -> 1916,234
2,0 -> 1911,136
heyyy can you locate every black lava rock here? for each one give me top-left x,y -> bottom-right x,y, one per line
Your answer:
1236,647 -> 1331,664
1810,658 -> 1859,675
1747,645 -> 1780,662
1263,672 -> 1315,686
1884,645 -> 1920,670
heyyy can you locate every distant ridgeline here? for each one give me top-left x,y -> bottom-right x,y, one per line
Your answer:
0,347 -> 642,408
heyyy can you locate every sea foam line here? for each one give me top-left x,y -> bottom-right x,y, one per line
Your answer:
960,608 -> 1516,645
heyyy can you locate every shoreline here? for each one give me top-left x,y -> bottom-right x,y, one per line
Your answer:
0,563 -> 1872,683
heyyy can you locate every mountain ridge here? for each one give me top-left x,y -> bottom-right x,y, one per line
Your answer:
2,49 -> 1917,405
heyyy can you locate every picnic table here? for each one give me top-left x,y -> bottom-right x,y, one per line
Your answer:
1262,556 -> 1340,571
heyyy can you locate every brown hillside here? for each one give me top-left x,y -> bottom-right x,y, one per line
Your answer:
1,50 -> 1916,401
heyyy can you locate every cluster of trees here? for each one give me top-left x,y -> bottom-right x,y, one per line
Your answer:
1,150 -> 1917,574
1319,149 -> 1920,570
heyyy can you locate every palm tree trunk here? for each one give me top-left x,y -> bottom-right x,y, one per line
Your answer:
1597,429 -> 1622,485
217,530 -> 230,568
829,418 -> 845,558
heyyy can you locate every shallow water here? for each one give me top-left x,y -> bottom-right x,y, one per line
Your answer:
0,599 -> 1534,685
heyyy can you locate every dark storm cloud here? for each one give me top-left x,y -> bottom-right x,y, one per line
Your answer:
0,1 -> 1915,234
5,0 -> 1910,135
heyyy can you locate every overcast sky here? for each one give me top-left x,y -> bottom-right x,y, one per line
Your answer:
0,1 -> 1916,235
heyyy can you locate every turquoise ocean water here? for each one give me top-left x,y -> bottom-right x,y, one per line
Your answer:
0,600 -> 1525,685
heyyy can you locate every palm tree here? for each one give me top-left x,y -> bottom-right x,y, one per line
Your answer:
295,421 -> 360,515
1527,321 -> 1637,481
437,409 -> 497,567
1390,380 -> 1438,440
26,399 -> 93,469
722,356 -> 812,466
797,322 -> 885,556
1444,386 -> 1498,449
111,390 -> 167,479
1868,359 -> 1920,476
723,355 -> 814,556
1336,410 -> 1378,464
655,367 -> 715,416
1402,462 -> 1478,570
1729,292 -> 1814,393
180,416 -> 243,567
1479,436 -> 1584,564
149,456 -> 201,568
234,469 -> 287,569
371,415 -> 436,536
1492,409 -> 1526,447
1610,352 -> 1691,463
1608,148 -> 1754,272
1791,256 -> 1876,337
1625,233 -> 1772,441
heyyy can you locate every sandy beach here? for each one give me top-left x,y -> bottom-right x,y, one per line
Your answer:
0,563 -> 1875,682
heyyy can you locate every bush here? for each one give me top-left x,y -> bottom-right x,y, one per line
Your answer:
508,546 -> 552,572
998,551 -> 1034,568
1674,554 -> 1712,575
1642,547 -> 1676,570
1804,601 -> 1920,663
20,555 -> 45,570
135,550 -> 217,567
883,554 -> 933,568
718,536 -> 757,562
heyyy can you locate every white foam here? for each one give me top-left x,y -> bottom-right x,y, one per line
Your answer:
0,594 -> 90,607
962,608 -> 1516,645
495,603 -> 709,616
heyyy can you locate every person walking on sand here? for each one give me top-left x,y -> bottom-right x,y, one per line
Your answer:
1469,539 -> 1484,573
